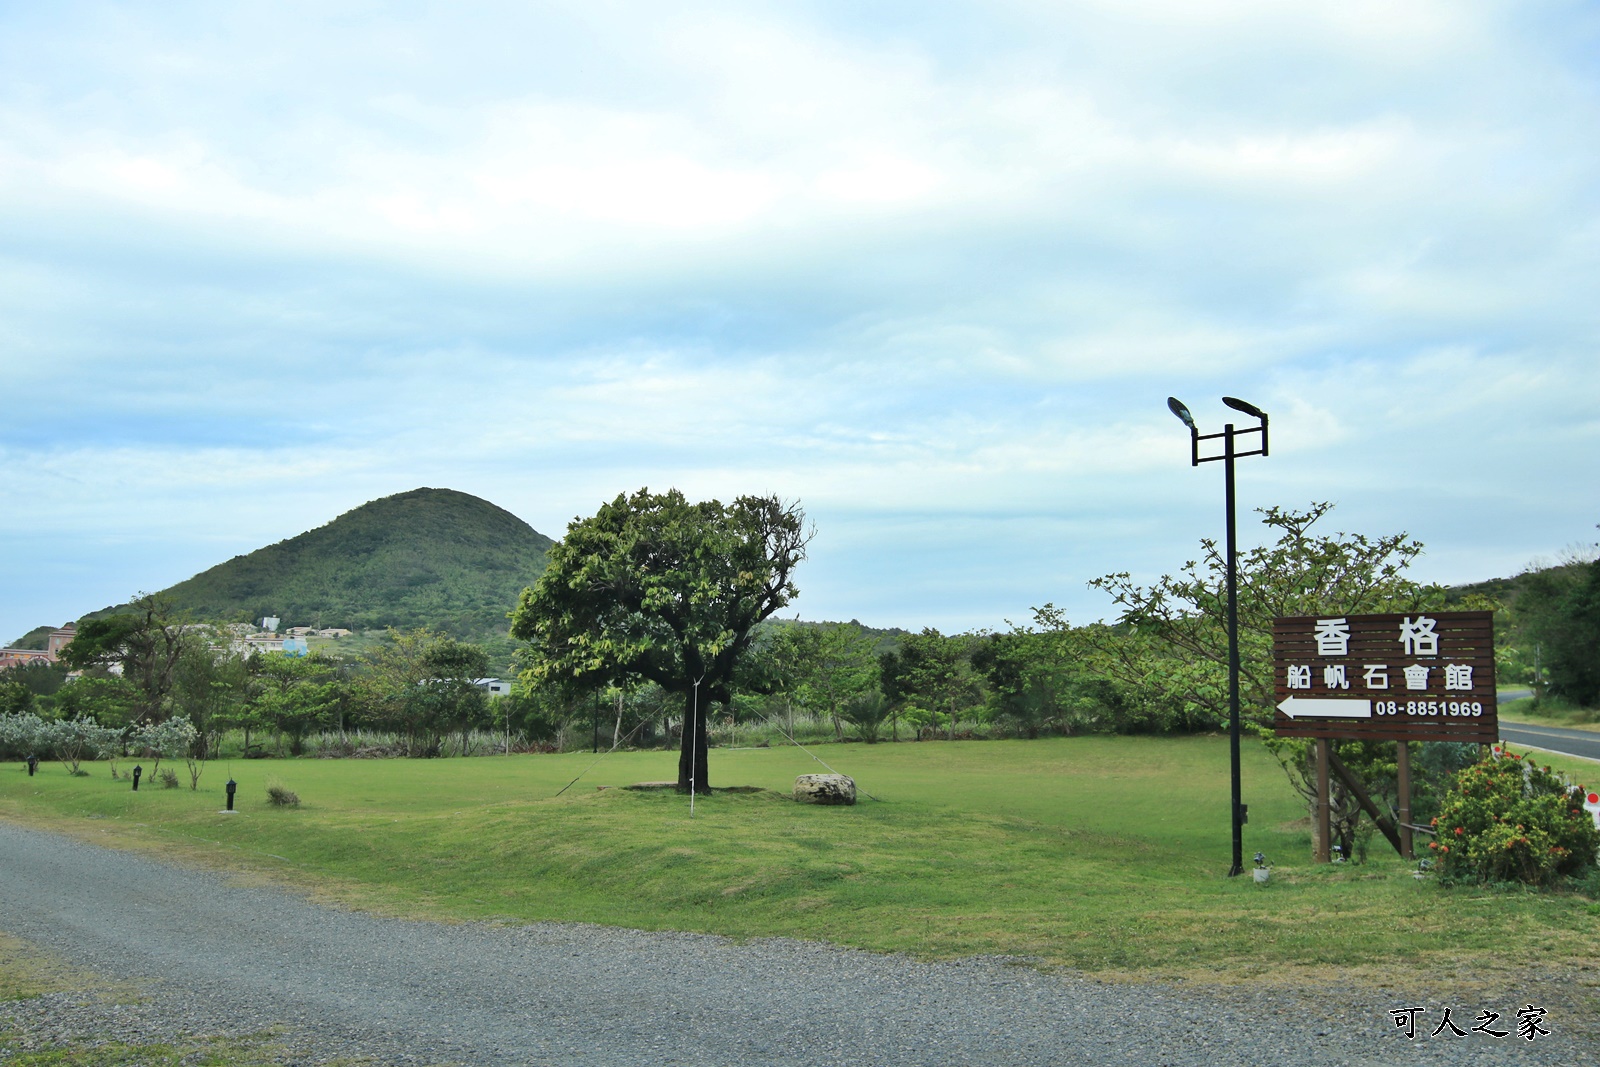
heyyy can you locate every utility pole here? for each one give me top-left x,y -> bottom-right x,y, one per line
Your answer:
1168,395 -> 1269,877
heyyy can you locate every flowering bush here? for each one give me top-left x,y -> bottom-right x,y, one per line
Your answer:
1430,749 -> 1600,887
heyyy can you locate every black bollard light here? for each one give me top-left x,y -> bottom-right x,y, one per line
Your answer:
132,764 -> 143,791
225,778 -> 237,811
26,755 -> 38,777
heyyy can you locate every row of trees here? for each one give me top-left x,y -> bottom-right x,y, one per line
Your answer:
1499,543 -> 1600,707
0,599 -> 572,763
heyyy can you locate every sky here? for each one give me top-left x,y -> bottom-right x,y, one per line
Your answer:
3,1 -> 1599,644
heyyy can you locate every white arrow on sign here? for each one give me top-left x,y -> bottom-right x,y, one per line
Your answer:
1277,696 -> 1373,719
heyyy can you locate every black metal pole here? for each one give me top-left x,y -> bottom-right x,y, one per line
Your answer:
1224,424 -> 1244,878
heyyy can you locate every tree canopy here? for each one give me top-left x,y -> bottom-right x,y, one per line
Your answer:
59,594 -> 188,725
1510,549 -> 1600,706
1086,502 -> 1447,727
510,488 -> 809,791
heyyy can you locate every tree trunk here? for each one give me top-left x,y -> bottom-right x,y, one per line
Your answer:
676,689 -> 710,794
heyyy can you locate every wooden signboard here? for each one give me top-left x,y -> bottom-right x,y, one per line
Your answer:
1272,611 -> 1497,744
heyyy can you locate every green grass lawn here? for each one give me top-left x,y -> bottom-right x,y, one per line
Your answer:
3,736 -> 1598,988
1499,691 -> 1600,731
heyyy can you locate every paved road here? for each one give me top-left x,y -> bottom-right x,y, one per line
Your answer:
1498,722 -> 1600,763
1,819 -> 1593,1066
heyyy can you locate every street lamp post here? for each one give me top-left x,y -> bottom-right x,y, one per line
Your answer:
1168,396 -> 1269,877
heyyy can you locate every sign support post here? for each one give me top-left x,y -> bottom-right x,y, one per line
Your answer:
1396,742 -> 1413,860
1315,738 -> 1330,863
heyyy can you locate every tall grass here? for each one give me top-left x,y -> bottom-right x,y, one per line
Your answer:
206,708 -> 905,761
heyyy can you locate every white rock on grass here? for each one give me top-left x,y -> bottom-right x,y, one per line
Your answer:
794,773 -> 856,806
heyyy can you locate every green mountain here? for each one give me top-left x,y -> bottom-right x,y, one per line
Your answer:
139,488 -> 556,638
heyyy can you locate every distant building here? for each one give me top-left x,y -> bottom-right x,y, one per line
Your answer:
242,632 -> 286,654
0,623 -> 76,670
474,678 -> 514,698
47,625 -> 76,656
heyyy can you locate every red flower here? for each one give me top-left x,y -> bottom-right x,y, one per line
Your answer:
1454,827 -> 1463,836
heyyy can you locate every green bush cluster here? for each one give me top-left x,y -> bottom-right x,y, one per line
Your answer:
266,782 -> 301,807
1430,750 -> 1600,886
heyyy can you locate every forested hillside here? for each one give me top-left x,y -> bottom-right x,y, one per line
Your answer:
107,488 -> 555,639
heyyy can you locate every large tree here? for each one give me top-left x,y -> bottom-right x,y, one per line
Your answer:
351,628 -> 482,757
60,594 -> 188,725
1086,502 -> 1447,728
510,488 -> 810,792
878,628 -> 983,741
762,622 -> 880,739
1512,549 -> 1600,706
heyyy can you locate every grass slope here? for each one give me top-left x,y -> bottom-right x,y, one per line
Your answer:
4,736 -> 1598,990
112,488 -> 555,638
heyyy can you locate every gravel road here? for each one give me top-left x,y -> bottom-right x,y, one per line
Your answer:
1,819 -> 1594,1066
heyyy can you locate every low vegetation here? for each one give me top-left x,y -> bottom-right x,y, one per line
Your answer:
1430,752 -> 1600,886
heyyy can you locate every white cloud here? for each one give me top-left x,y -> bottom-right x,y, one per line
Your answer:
2,1 -> 1598,640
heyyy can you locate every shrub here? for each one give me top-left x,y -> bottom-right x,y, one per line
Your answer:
0,712 -> 49,760
41,717 -> 122,776
1430,749 -> 1600,887
158,768 -> 179,789
265,783 -> 300,808
841,693 -> 890,743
